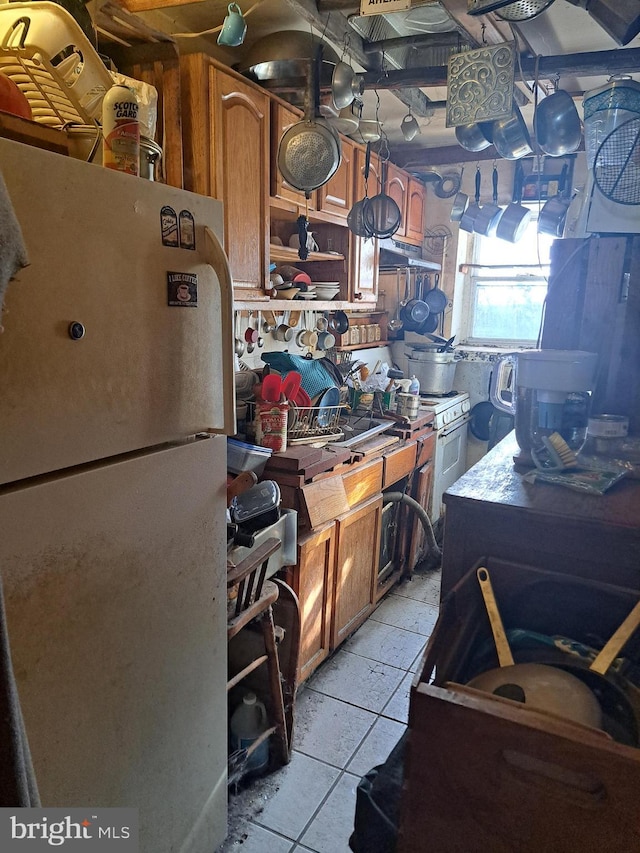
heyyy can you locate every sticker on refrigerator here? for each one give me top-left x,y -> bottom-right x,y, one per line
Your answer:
168,272 -> 197,307
179,210 -> 196,250
161,206 -> 178,247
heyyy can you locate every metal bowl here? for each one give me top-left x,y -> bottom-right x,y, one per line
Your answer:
534,89 -> 582,156
455,122 -> 494,152
492,106 -> 533,160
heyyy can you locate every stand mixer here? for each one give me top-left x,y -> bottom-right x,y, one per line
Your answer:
490,350 -> 599,466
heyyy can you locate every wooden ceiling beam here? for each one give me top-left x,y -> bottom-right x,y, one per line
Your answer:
361,46 -> 640,89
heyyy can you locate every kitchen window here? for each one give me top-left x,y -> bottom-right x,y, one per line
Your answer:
461,218 -> 554,346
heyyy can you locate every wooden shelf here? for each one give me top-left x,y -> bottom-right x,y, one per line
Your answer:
233,299 -> 377,311
270,244 -> 345,263
334,342 -> 389,352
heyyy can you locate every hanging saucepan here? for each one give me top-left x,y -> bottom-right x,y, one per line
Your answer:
473,165 -> 504,236
277,47 -> 341,198
459,167 -> 482,233
423,272 -> 447,315
492,105 -> 533,161
364,161 -> 402,239
538,163 -> 572,237
450,166 -> 468,222
329,310 -> 349,335
455,122 -> 494,153
400,270 -> 430,332
495,161 -> 531,243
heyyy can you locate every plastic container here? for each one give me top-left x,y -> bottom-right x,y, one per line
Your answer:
227,438 -> 272,476
229,692 -> 269,774
230,480 -> 281,534
102,84 -> 140,176
409,375 -> 420,395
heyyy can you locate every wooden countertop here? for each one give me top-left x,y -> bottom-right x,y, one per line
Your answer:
444,431 -> 640,532
441,431 -> 640,596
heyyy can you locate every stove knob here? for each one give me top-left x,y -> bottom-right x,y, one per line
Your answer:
462,399 -> 471,413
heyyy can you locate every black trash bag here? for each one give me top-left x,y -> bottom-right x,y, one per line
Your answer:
349,731 -> 408,853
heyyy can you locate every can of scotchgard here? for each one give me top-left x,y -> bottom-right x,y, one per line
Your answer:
102,84 -> 140,176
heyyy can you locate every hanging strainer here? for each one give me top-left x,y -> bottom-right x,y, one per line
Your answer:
277,46 -> 341,196
347,143 -> 374,238
494,0 -> 557,21
363,155 -> 402,239
594,117 -> 640,206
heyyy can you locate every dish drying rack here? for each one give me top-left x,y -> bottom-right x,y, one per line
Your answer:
0,2 -> 113,127
247,401 -> 346,445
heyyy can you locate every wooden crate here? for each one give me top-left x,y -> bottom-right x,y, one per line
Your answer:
399,558 -> 640,853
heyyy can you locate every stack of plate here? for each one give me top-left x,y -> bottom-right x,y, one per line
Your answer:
314,282 -> 340,300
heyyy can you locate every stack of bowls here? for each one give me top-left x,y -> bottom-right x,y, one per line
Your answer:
314,282 -> 341,300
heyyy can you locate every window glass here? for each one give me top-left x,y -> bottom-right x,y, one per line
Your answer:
466,220 -> 554,344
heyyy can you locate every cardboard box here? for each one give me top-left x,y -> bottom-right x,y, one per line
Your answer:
399,558 -> 640,853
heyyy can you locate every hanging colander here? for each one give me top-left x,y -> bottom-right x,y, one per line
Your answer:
277,45 -> 341,196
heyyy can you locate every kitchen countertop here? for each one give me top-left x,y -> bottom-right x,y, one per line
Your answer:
441,431 -> 640,596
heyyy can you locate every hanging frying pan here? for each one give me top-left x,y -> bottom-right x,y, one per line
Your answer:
459,167 -> 482,233
364,161 -> 402,239
400,270 -> 430,332
424,273 -> 447,315
347,142 -> 374,238
538,163 -> 572,237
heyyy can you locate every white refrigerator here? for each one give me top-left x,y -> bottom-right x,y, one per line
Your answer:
0,139 -> 235,853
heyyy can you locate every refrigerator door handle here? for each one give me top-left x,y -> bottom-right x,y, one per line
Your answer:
204,226 -> 237,436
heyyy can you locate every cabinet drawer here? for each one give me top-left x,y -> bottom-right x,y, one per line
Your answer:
383,442 -> 417,487
416,430 -> 436,468
342,457 -> 383,507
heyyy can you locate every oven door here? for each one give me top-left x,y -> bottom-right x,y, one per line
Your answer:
431,415 -> 470,522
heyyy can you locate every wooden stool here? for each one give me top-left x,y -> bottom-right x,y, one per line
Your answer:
227,537 -> 290,783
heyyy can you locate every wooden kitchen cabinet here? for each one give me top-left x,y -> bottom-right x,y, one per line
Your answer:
405,177 -> 426,245
331,493 -> 382,649
386,162 -> 408,239
350,144 -> 379,305
180,56 -> 269,295
283,522 -> 335,684
316,136 -> 355,220
386,163 -> 426,246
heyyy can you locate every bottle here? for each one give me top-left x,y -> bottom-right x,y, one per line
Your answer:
229,692 -> 269,774
409,375 -> 420,395
102,84 -> 140,176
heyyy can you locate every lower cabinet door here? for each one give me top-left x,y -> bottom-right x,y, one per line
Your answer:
331,494 -> 383,649
284,521 -> 336,684
407,460 -> 434,571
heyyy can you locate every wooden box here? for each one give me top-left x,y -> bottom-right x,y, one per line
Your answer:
399,557 -> 640,853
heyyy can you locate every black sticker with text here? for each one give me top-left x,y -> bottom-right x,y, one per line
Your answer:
161,206 -> 178,247
179,209 -> 196,250
168,272 -> 197,307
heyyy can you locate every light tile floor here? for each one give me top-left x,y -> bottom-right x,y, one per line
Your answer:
219,568 -> 441,853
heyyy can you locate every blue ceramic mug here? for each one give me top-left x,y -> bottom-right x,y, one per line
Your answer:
217,3 -> 247,47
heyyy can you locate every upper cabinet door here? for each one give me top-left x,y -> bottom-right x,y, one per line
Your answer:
317,138 -> 354,220
405,177 -> 426,246
350,144 -> 378,305
212,68 -> 270,293
386,162 -> 408,239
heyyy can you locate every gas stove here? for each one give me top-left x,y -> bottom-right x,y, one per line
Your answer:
419,391 -> 470,431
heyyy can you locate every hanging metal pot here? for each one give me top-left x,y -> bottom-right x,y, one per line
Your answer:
459,167 -> 483,233
492,105 -> 533,160
538,163 -> 572,237
473,165 -> 504,236
495,162 -> 532,243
